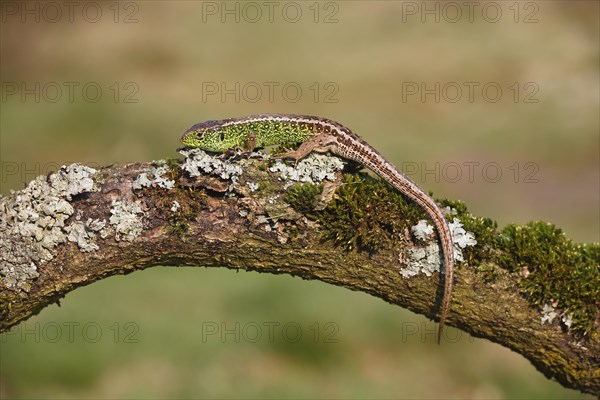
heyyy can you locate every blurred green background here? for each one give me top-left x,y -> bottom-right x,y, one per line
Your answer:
1,1 -> 598,398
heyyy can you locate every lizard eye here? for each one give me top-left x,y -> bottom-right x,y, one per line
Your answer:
183,119 -> 221,136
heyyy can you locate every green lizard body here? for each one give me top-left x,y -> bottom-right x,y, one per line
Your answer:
181,116 -> 316,151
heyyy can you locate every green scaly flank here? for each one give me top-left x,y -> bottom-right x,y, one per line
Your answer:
181,119 -> 315,152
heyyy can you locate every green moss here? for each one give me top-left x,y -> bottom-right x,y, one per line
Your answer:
498,221 -> 599,337
437,201 -> 598,336
156,158 -> 177,168
168,219 -> 189,236
0,296 -> 11,320
278,173 -> 599,336
317,174 -> 426,253
168,190 -> 208,238
256,181 -> 278,195
165,158 -> 183,178
284,225 -> 301,241
257,163 -> 268,172
284,183 -> 323,215
475,263 -> 501,283
440,199 -> 499,266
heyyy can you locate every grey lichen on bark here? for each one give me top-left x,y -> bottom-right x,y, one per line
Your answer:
0,151 -> 598,396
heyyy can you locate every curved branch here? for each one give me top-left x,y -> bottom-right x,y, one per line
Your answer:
0,154 -> 598,396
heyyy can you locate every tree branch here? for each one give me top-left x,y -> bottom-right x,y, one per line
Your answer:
0,152 -> 598,395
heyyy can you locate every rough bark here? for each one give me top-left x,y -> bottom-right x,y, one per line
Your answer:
0,157 -> 598,396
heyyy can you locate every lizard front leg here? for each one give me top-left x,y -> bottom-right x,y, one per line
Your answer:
246,133 -> 257,152
223,133 -> 259,159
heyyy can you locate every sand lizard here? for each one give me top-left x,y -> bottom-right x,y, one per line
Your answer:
180,113 -> 454,343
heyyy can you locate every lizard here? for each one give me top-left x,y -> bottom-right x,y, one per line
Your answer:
180,113 -> 454,343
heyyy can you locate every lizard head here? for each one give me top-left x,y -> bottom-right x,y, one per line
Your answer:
180,119 -> 231,152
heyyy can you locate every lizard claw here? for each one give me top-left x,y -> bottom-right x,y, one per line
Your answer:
274,150 -> 301,166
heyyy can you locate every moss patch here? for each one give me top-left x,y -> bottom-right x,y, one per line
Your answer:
284,183 -> 324,215
311,183 -> 599,337
169,190 -> 208,238
317,174 -> 426,253
439,200 -> 598,337
0,296 -> 11,320
497,222 -> 599,337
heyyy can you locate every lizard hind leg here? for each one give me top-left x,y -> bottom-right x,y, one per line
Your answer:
276,134 -> 336,162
